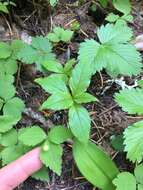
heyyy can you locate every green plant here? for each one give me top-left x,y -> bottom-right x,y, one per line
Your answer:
115,87 -> 143,163
78,22 -> 142,77
113,164 -> 143,190
99,0 -> 131,15
48,0 -> 58,6
17,36 -> 56,71
0,0 -> 16,13
47,27 -> 74,43
1,17 -> 141,189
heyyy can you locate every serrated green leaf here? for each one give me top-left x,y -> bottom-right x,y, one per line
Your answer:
69,105 -> 91,143
0,115 -> 20,133
115,88 -> 143,115
0,58 -> 17,75
1,144 -> 26,165
73,140 -> 119,190
78,39 -> 101,71
69,62 -> 92,96
40,140 -> 63,175
78,23 -> 141,77
113,172 -> 136,190
48,125 -> 73,144
3,97 -> 25,117
18,126 -> 46,146
47,27 -> 73,43
74,92 -> 98,104
105,43 -> 142,77
0,42 -> 11,59
11,40 -> 25,59
35,74 -> 68,94
113,0 -> 131,15
32,167 -> 49,182
41,92 -> 73,111
1,128 -> 18,146
0,74 -> 15,101
134,164 -> 143,185
17,36 -> 55,70
97,23 -> 133,44
124,120 -> 143,163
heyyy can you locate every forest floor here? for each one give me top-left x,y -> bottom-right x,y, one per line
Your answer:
0,0 -> 143,189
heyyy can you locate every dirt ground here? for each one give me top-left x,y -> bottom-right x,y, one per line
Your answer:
0,0 -> 143,189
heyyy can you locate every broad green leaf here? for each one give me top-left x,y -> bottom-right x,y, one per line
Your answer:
0,2 -> 8,13
42,59 -> 64,73
0,58 -> 17,75
40,140 -> 63,175
0,74 -> 15,101
74,92 -> 98,104
78,39 -> 101,71
69,105 -> 91,143
1,128 -> 18,146
18,126 -> 46,146
0,115 -> 20,133
32,167 -> 49,181
115,89 -> 143,115
47,27 -> 73,42
3,97 -> 25,117
138,184 -> 143,190
48,125 -> 73,144
1,144 -> 27,165
17,36 -> 55,70
35,74 -> 68,94
73,140 -> 119,190
124,120 -> 143,163
97,23 -> 133,44
113,0 -> 131,15
69,62 -> 92,96
41,92 -> 73,111
0,42 -> 11,59
78,23 -> 141,77
113,172 -> 136,190
134,164 -> 143,185
105,43 -> 142,77
11,40 -> 25,59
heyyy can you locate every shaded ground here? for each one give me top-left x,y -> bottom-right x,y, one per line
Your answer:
0,0 -> 143,189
